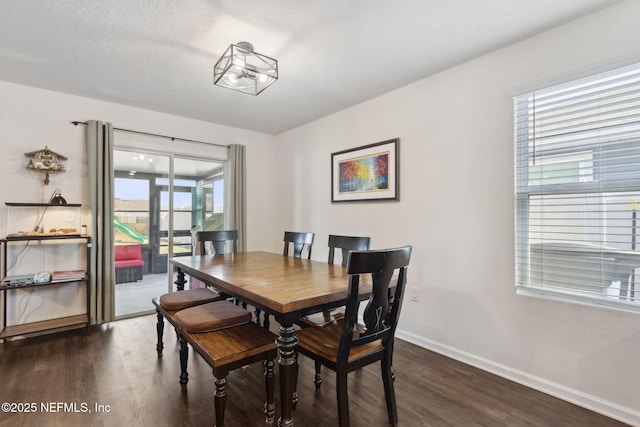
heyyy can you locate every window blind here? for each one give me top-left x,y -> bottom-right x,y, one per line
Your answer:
514,63 -> 640,312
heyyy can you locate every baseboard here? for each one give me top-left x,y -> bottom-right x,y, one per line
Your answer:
395,329 -> 640,426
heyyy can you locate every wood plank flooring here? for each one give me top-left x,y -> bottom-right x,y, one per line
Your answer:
0,315 -> 629,427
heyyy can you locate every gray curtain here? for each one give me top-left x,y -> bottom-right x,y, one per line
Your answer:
228,144 -> 246,251
87,120 -> 115,324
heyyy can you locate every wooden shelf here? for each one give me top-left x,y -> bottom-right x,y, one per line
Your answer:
5,203 -> 81,207
1,226 -> 92,341
2,234 -> 87,242
0,314 -> 88,339
0,276 -> 87,291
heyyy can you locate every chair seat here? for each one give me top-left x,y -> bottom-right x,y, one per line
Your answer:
295,319 -> 383,363
158,287 -> 223,311
174,300 -> 252,333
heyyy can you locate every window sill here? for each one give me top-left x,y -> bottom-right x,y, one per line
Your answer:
516,285 -> 640,315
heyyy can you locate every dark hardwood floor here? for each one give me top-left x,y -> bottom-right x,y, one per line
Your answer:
0,315 -> 629,427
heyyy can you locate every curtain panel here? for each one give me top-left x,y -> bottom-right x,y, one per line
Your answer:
228,144 -> 246,252
87,120 -> 115,324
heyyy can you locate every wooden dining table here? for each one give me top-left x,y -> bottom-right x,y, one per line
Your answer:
169,251 -> 360,427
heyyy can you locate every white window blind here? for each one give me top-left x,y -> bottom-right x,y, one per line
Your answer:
514,63 -> 640,312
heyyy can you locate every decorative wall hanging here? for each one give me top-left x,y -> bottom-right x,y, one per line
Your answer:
331,138 -> 399,202
24,146 -> 67,185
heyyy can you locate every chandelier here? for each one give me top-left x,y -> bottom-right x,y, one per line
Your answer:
213,42 -> 278,95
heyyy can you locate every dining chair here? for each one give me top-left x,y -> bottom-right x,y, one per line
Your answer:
294,246 -> 412,427
283,231 -> 315,259
173,300 -> 278,426
260,231 -> 316,329
196,230 -> 238,255
152,230 -> 239,355
299,234 -> 371,388
302,234 -> 372,325
327,234 -> 371,267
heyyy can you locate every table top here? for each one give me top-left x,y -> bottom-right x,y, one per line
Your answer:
170,251 -> 361,315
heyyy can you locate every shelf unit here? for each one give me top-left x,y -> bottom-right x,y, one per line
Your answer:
1,203 -> 91,340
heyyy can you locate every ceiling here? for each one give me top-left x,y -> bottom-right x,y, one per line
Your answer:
113,150 -> 224,177
0,0 -> 620,135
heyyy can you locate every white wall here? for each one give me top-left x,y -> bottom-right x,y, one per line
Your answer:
0,81 -> 278,322
275,1 -> 640,424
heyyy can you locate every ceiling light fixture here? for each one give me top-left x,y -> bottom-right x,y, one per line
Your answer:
213,41 -> 278,95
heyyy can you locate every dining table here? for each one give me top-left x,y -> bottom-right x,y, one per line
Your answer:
169,251 -> 364,427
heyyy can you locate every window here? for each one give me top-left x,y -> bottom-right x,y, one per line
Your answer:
514,63 -> 640,312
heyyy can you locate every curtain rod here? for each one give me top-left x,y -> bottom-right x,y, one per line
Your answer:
71,121 -> 230,149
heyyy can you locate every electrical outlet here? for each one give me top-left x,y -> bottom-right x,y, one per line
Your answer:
410,286 -> 420,302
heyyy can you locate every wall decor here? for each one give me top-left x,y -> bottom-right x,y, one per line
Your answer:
24,146 -> 67,185
331,138 -> 399,202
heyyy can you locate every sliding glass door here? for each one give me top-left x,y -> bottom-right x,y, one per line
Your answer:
113,150 -> 225,318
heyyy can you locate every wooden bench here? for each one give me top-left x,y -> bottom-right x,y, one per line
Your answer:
179,322 -> 278,425
154,298 -> 278,426
152,287 -> 223,357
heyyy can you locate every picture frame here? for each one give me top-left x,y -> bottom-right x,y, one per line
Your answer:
331,138 -> 399,202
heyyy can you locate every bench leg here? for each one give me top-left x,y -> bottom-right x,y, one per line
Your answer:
214,377 -> 227,426
264,359 -> 275,423
314,360 -> 323,389
179,335 -> 189,385
156,310 -> 164,356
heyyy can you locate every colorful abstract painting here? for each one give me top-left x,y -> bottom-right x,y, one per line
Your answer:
331,139 -> 398,202
338,152 -> 389,193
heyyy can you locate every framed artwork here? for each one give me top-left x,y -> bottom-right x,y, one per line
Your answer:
331,138 -> 399,202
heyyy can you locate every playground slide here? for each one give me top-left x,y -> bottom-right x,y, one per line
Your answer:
114,216 -> 146,243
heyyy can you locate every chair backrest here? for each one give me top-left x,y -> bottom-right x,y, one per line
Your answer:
327,234 -> 371,267
283,231 -> 315,259
338,246 -> 412,359
196,230 -> 238,255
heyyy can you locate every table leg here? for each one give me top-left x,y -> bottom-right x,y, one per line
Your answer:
175,268 -> 186,291
277,322 -> 297,427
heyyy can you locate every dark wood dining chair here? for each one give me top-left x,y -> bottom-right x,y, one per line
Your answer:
305,234 -> 371,324
153,230 -> 239,354
327,234 -> 371,267
298,234 -> 372,346
261,231 -> 315,329
196,229 -> 238,255
283,231 -> 315,259
295,246 -> 412,427
299,234 -> 372,388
